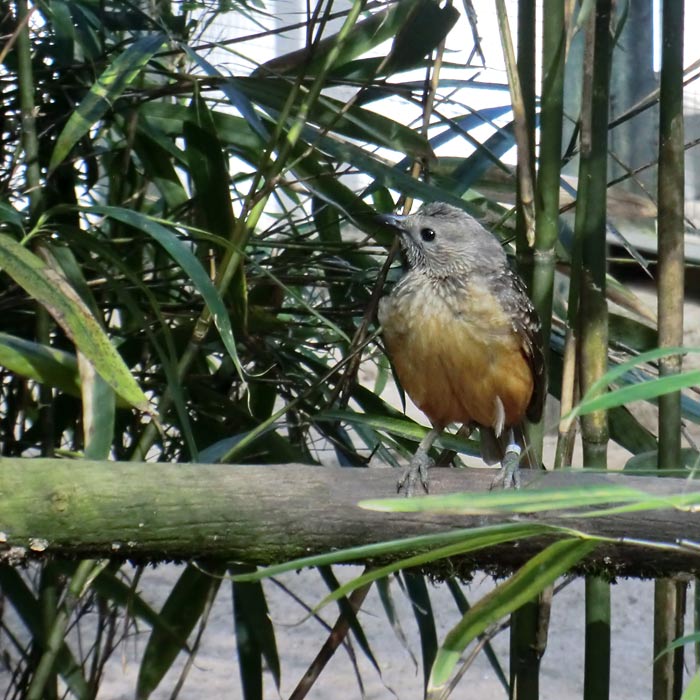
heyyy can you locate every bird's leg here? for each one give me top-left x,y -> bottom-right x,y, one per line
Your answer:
490,429 -> 522,490
435,423 -> 473,468
397,427 -> 441,496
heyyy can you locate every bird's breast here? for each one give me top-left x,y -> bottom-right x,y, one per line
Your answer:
379,277 -> 533,431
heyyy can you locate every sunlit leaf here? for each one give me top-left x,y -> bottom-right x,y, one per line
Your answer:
427,539 -> 597,695
49,33 -> 165,170
0,236 -> 151,413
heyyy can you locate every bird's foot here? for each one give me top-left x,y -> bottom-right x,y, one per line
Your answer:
397,451 -> 434,497
490,443 -> 522,490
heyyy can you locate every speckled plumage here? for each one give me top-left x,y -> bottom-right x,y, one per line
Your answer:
378,202 -> 545,474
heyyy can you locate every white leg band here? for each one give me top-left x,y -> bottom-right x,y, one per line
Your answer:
505,443 -> 522,456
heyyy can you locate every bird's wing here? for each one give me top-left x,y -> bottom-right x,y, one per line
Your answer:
495,266 -> 547,423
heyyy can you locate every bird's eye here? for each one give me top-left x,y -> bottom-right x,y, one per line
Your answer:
420,228 -> 436,242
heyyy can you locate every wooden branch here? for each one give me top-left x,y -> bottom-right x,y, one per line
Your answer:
2,459 -> 700,577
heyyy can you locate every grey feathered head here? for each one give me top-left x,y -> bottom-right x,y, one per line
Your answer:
377,202 -> 506,277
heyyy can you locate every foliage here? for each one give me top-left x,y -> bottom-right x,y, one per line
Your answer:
1,0 -> 699,698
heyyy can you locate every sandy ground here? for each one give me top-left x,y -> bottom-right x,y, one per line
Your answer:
91,566 -> 694,700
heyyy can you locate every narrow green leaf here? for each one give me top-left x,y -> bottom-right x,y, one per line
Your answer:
84,567 -> 192,651
384,0 -> 460,74
403,572 -> 438,694
49,33 -> 165,170
0,566 -> 89,698
360,483 -> 656,516
318,566 -> 380,675
318,409 -> 481,454
231,523 -> 563,586
567,346 -> 700,421
427,539 -> 597,695
376,577 -> 419,668
609,405 -> 658,455
79,354 -> 115,460
184,94 -> 237,238
87,206 -> 245,378
654,631 -> 700,661
230,565 -> 281,696
136,564 -> 223,699
0,237 -> 151,413
445,578 -> 509,694
0,332 -> 80,396
577,369 -> 700,416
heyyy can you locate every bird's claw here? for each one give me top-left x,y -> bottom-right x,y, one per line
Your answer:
397,451 -> 433,497
490,447 -> 522,490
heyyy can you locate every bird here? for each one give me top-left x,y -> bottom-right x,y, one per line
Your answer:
376,202 -> 546,495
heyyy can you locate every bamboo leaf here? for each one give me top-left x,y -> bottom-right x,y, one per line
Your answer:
0,332 -> 80,397
79,353 -> 115,460
136,564 -> 223,699
565,347 -> 700,424
427,539 -> 597,695
231,566 -> 281,697
0,236 -> 151,413
403,572 -> 437,694
232,523 -> 567,592
360,483 -> 657,516
87,206 -> 245,378
49,33 -> 165,170
0,566 -> 89,698
681,671 -> 700,700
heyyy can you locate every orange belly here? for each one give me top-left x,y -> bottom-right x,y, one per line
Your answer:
379,281 -> 533,432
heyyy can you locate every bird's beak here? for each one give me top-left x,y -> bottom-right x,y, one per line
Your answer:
375,212 -> 407,230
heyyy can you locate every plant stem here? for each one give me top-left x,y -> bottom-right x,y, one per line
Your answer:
27,561 -> 99,700
583,576 -> 611,699
573,3 -> 612,699
654,0 -> 686,698
508,1 -> 545,697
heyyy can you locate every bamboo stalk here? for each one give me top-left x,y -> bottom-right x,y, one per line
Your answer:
6,461 -> 700,574
572,3 -> 613,699
653,0 -> 686,698
16,8 -> 62,696
508,1 -> 544,697
533,0 -> 566,356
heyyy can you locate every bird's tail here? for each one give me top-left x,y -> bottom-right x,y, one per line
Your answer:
479,424 -> 543,469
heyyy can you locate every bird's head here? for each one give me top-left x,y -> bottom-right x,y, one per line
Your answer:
376,202 -> 506,277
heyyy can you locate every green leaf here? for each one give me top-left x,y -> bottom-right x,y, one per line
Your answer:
184,94 -> 237,238
384,0 -> 460,74
0,332 -> 80,397
0,565 -> 89,698
318,566 -> 380,675
359,483 -> 657,516
84,566 -> 192,650
79,354 -> 115,460
403,572 -> 437,694
0,237 -> 151,413
445,578 -> 508,693
87,206 -> 245,379
427,539 -> 597,695
568,347 -> 700,421
681,671 -> 700,700
609,405 -> 658,455
237,77 -> 433,159
230,566 -> 281,696
233,522 -> 567,606
137,564 -> 223,699
317,409 -> 481,455
49,33 -> 165,170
